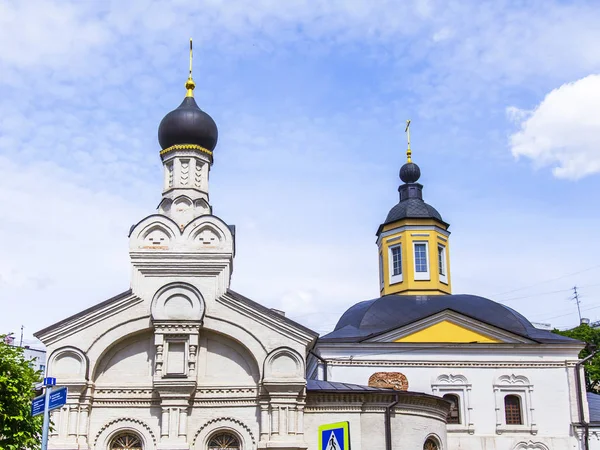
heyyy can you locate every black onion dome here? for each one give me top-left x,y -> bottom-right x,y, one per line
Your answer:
399,162 -> 421,183
158,96 -> 218,151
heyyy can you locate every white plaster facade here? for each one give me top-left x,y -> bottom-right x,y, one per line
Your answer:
35,118 -> 449,450
310,334 -> 593,450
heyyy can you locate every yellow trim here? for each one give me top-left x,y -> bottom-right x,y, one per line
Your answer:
394,320 -> 501,343
159,144 -> 212,157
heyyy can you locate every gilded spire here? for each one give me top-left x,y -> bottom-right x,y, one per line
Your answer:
185,38 -> 196,97
405,119 -> 412,163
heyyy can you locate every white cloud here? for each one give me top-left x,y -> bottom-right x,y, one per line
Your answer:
0,156 -> 148,335
509,74 -> 600,179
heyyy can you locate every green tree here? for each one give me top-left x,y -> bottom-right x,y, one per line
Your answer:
554,324 -> 600,392
0,335 -> 43,450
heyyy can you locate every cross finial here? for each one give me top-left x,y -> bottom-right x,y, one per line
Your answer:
405,119 -> 412,163
185,38 -> 196,97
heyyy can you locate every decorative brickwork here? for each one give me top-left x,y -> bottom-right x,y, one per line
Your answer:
368,372 -> 409,391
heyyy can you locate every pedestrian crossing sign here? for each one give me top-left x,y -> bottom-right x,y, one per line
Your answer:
319,422 -> 350,450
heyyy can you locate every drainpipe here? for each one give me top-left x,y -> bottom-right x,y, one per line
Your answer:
385,393 -> 399,450
308,350 -> 328,381
575,349 -> 598,450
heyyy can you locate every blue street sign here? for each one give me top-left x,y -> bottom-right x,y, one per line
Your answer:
43,377 -> 56,386
319,422 -> 350,450
48,387 -> 67,410
31,386 -> 67,417
31,395 -> 45,417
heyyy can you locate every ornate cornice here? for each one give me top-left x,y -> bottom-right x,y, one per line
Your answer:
196,387 -> 257,397
160,144 -> 212,157
327,360 -> 575,369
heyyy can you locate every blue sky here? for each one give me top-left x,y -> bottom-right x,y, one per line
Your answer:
1,0 -> 600,342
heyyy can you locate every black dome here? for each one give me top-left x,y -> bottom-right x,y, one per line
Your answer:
320,294 -> 578,344
400,162 -> 421,183
158,96 -> 218,151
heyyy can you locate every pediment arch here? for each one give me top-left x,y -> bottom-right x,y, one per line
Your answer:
47,346 -> 88,381
94,330 -> 154,385
94,417 -> 157,450
263,347 -> 304,382
129,215 -> 180,251
151,282 -> 205,322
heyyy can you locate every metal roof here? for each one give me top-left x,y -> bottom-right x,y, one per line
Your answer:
588,393 -> 600,423
307,379 -> 393,392
320,294 -> 580,344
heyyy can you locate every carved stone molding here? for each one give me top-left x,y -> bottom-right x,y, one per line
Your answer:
192,417 -> 256,447
94,417 -> 157,448
368,372 -> 409,391
328,360 -> 571,368
513,441 -> 550,450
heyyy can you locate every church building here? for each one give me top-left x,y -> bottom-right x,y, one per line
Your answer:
35,48 -> 449,450
35,45 -> 599,450
308,128 -> 598,450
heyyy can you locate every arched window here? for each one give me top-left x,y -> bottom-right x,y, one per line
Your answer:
110,432 -> 143,450
443,393 -> 461,424
423,437 -> 439,450
504,394 -> 522,425
208,432 -> 241,450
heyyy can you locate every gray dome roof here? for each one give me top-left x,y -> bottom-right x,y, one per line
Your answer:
320,294 -> 577,344
384,198 -> 443,224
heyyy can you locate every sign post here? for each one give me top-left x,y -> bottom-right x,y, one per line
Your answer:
41,377 -> 56,450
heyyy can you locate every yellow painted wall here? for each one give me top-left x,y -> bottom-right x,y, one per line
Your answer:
379,219 -> 451,296
394,320 -> 501,343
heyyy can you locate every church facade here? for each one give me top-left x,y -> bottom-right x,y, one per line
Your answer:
308,126 -> 599,450
34,47 -> 600,450
35,57 -> 449,450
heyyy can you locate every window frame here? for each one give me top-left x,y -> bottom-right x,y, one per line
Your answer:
207,431 -> 241,450
443,393 -> 461,425
431,374 -> 473,433
379,252 -> 384,289
504,394 -> 523,425
437,244 -> 448,284
413,241 -> 430,280
388,244 -> 403,284
493,375 -> 537,434
164,338 -> 188,377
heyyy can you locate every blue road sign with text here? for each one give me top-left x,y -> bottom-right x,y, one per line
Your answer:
31,395 -> 45,416
31,386 -> 68,417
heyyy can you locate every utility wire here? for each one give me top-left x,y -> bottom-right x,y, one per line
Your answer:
492,264 -> 600,297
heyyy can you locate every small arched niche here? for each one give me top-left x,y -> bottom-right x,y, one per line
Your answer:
263,347 -> 304,381
194,226 -> 222,247
49,348 -> 87,380
174,196 -> 193,211
152,282 -> 205,322
139,223 -> 174,250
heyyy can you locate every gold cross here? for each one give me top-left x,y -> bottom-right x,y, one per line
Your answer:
185,38 -> 196,97
405,119 -> 412,163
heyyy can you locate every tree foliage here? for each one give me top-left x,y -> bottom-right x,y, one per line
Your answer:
554,324 -> 600,392
0,335 -> 43,450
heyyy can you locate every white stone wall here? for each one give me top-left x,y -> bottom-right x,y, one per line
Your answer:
312,345 -> 583,450
304,408 -> 447,450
